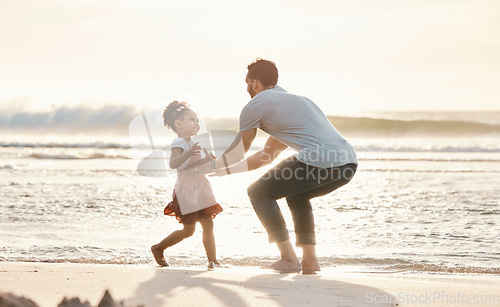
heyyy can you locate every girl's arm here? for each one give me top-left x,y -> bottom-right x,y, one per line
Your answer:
169,142 -> 201,169
187,149 -> 215,168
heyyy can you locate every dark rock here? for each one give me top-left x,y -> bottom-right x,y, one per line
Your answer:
97,290 -> 118,307
0,289 -> 140,307
0,292 -> 39,307
57,297 -> 91,307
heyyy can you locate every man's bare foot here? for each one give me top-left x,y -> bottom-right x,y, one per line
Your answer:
268,258 -> 301,273
151,245 -> 169,267
301,260 -> 320,274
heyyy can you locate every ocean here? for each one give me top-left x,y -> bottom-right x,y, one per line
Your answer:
1,110 -> 499,274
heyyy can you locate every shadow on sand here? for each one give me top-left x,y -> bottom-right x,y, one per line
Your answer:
126,267 -> 396,307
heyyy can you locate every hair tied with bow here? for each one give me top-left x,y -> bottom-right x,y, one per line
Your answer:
176,106 -> 185,112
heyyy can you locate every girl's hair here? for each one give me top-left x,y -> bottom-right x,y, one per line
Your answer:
162,100 -> 191,132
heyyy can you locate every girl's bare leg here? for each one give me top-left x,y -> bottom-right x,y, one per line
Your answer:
151,223 -> 196,266
199,217 -> 219,264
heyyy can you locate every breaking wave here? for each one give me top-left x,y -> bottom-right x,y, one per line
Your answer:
0,104 -> 138,134
1,104 -> 499,137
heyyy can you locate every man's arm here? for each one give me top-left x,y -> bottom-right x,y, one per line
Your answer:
215,128 -> 257,168
223,129 -> 256,158
246,135 -> 287,170
214,136 -> 288,175
188,129 -> 257,174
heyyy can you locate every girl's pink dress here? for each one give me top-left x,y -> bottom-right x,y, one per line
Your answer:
164,139 -> 222,224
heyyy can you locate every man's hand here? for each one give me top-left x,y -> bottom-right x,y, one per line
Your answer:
210,168 -> 228,177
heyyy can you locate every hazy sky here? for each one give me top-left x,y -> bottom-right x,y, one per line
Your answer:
1,0 -> 499,117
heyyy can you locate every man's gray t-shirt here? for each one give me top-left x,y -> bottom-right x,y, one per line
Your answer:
239,86 -> 358,168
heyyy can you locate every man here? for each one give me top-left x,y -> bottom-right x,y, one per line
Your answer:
199,58 -> 358,273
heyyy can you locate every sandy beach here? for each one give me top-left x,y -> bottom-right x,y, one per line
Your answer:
1,262 -> 499,307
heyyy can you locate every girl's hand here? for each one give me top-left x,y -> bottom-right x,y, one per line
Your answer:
203,148 -> 214,160
203,148 -> 216,160
196,148 -> 216,164
188,142 -> 201,156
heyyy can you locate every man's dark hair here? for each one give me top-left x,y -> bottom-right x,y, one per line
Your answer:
247,58 -> 278,87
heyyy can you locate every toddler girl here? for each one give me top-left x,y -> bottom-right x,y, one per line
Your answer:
151,101 -> 223,268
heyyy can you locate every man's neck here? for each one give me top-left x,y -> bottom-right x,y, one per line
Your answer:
255,85 -> 275,96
